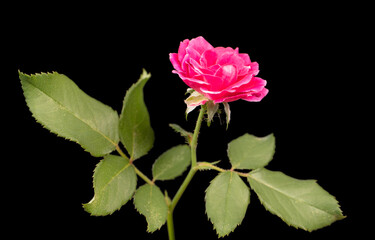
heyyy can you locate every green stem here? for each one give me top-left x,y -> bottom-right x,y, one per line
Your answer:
116,144 -> 130,160
132,164 -> 154,185
170,167 -> 197,211
167,207 -> 175,240
167,106 -> 205,240
116,144 -> 154,185
195,162 -> 226,173
195,162 -> 251,178
190,105 -> 205,167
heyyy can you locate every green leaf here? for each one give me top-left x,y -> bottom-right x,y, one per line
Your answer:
248,168 -> 345,231
119,69 -> 154,160
83,155 -> 137,216
169,123 -> 193,144
205,171 -> 250,237
133,184 -> 168,232
20,71 -> 119,157
152,145 -> 191,181
228,133 -> 275,170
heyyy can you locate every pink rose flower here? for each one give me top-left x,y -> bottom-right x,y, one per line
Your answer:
170,36 -> 268,106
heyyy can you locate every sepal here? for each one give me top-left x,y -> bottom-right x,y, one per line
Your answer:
184,90 -> 208,117
223,102 -> 231,129
206,101 -> 219,126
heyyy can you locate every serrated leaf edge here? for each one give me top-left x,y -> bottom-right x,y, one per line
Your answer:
247,169 -> 345,232
19,71 -> 119,157
83,157 -> 136,216
133,184 -> 168,233
205,171 -> 250,238
152,144 -> 191,181
169,123 -> 193,144
119,69 -> 154,160
229,133 -> 276,170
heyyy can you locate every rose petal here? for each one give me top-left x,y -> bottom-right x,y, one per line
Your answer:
239,53 -> 251,65
226,74 -> 253,90
217,52 -> 245,69
200,73 -> 249,95
178,39 -> 189,62
212,92 -> 251,103
242,88 -> 269,102
215,65 -> 238,87
188,36 -> 214,54
172,70 -> 209,90
237,61 -> 259,76
169,53 -> 182,72
189,58 -> 217,75
186,46 -> 202,62
236,77 -> 267,93
200,48 -> 218,67
213,47 -> 235,57
201,74 -> 225,92
189,58 -> 205,75
249,62 -> 260,76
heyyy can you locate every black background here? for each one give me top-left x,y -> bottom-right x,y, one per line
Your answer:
8,2 -> 368,239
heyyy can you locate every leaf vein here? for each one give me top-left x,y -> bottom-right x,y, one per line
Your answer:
27,79 -> 118,146
249,174 -> 336,217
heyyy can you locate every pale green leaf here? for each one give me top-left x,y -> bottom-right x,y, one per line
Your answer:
228,133 -> 275,170
119,69 -> 154,160
152,145 -> 191,181
248,168 -> 345,231
133,184 -> 168,232
83,155 -> 137,216
20,71 -> 119,157
205,171 -> 250,237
